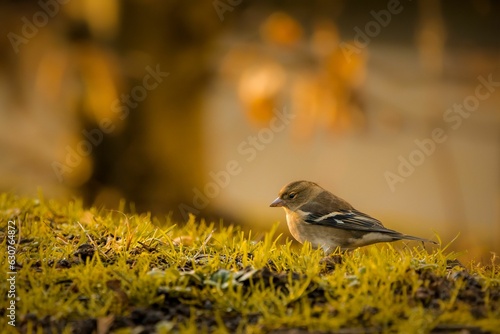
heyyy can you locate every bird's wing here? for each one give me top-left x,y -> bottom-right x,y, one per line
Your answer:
303,209 -> 400,235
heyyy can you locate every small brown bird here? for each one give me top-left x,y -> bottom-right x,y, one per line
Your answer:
270,180 -> 437,253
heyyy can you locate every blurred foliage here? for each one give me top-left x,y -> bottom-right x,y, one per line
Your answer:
1,1 -> 226,218
223,12 -> 367,138
0,0 -> 368,217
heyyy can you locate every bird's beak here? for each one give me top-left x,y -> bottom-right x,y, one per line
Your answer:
270,197 -> 284,207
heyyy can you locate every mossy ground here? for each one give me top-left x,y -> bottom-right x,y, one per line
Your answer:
0,193 -> 499,334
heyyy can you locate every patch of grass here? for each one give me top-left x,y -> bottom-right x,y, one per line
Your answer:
0,193 -> 499,333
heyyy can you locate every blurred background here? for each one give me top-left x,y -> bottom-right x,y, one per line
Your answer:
0,0 -> 498,261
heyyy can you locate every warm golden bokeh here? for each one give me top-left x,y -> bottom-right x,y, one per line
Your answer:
0,0 -> 498,262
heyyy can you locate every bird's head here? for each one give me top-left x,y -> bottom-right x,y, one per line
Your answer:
270,180 -> 323,211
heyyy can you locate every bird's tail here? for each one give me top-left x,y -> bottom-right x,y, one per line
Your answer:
400,234 -> 438,244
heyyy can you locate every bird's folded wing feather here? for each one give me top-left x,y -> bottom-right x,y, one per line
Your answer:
303,209 -> 400,234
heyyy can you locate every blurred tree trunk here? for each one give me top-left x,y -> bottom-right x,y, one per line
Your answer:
107,2 -> 223,218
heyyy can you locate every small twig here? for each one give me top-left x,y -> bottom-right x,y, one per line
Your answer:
193,229 -> 215,258
76,221 -> 109,260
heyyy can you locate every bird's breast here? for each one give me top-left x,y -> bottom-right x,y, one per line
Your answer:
284,209 -> 309,244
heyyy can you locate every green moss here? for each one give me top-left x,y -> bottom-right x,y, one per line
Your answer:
0,193 -> 499,333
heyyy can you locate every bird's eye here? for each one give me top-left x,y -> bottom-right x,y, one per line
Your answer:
288,192 -> 297,199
